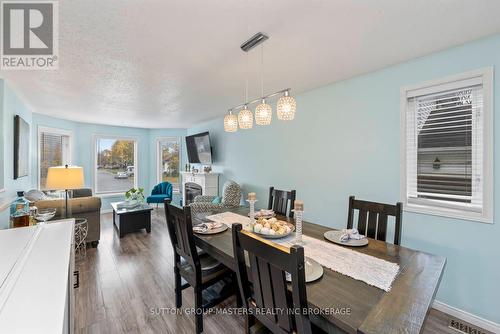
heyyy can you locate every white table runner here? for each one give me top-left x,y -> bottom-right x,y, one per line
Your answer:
275,234 -> 399,291
206,212 -> 400,291
206,212 -> 252,227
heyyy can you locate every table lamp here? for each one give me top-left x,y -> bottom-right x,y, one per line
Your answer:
46,165 -> 85,218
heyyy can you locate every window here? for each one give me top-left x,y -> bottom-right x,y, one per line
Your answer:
94,136 -> 137,194
401,68 -> 493,223
157,137 -> 181,191
38,127 -> 72,190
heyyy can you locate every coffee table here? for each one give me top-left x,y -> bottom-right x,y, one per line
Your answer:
111,202 -> 153,238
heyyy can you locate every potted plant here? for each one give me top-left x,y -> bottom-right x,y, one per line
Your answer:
125,187 -> 145,206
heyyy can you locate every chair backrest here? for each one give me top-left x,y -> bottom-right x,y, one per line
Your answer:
268,187 -> 296,218
232,224 -> 312,334
347,196 -> 403,245
153,182 -> 173,196
164,203 -> 200,270
221,180 -> 241,206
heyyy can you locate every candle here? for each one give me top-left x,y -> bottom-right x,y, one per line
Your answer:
294,200 -> 304,211
248,192 -> 256,201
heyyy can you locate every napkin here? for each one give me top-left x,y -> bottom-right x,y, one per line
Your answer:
339,228 -> 365,242
193,222 -> 223,233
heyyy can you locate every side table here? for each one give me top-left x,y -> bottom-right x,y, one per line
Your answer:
74,218 -> 88,258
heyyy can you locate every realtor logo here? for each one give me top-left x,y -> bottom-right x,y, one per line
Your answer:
1,1 -> 58,70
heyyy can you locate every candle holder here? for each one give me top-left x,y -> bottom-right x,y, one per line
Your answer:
293,209 -> 304,245
246,199 -> 257,231
247,199 -> 257,219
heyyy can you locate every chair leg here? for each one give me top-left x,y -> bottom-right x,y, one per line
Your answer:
174,267 -> 182,308
195,287 -> 204,334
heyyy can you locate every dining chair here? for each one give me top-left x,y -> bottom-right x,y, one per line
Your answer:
347,195 -> 403,245
268,186 -> 296,218
164,202 -> 235,334
232,223 -> 312,334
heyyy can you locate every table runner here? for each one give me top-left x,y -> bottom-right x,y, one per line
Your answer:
205,212 -> 252,227
206,212 -> 399,291
275,234 -> 399,291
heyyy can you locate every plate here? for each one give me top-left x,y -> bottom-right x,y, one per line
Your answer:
323,230 -> 369,247
193,223 -> 228,235
252,221 -> 295,239
286,258 -> 324,283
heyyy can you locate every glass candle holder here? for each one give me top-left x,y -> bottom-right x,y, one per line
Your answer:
293,209 -> 304,245
246,199 -> 257,231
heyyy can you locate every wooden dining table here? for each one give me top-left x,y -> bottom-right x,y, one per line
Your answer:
192,206 -> 446,334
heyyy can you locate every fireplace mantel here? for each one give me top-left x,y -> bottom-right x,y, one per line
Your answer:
180,172 -> 220,205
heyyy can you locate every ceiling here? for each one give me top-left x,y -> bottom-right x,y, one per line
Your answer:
2,0 -> 500,128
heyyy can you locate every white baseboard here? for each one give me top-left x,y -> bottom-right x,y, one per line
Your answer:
100,209 -> 113,214
433,300 -> 500,333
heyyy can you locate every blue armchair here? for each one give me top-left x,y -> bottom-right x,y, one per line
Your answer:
147,182 -> 173,206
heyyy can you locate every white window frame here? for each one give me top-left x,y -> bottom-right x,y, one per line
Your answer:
156,137 -> 181,193
93,134 -> 138,196
400,68 -> 493,223
38,126 -> 73,190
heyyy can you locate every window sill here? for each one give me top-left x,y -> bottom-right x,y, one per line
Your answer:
404,202 -> 492,224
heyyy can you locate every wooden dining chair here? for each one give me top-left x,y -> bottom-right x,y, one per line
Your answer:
268,186 -> 296,218
232,223 -> 312,334
347,195 -> 403,245
164,202 -> 235,334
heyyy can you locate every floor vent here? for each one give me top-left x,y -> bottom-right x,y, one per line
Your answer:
448,318 -> 487,334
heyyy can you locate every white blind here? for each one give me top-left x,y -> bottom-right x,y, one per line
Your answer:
40,132 -> 70,189
405,79 -> 484,213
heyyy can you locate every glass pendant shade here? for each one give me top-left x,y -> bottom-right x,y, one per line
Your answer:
277,91 -> 297,120
224,112 -> 238,132
255,100 -> 272,125
238,106 -> 253,129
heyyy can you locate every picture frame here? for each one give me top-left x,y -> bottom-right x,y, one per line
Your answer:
14,115 -> 29,179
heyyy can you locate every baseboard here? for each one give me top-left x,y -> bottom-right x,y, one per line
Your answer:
100,209 -> 113,214
433,300 -> 500,333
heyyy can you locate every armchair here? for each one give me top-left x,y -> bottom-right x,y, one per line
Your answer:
147,182 -> 173,206
189,180 -> 242,214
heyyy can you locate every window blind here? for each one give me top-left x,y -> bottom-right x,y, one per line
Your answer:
405,79 -> 484,213
40,132 -> 70,189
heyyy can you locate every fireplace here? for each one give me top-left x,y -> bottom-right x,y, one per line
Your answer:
180,172 -> 220,206
185,182 -> 203,205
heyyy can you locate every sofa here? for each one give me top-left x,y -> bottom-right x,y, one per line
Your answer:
27,188 -> 102,247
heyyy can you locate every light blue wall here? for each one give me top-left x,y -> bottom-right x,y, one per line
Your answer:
0,82 -> 34,229
31,113 -> 187,209
188,34 -> 500,323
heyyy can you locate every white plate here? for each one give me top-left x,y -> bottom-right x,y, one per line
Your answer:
323,230 -> 369,247
286,258 -> 324,283
193,224 -> 228,235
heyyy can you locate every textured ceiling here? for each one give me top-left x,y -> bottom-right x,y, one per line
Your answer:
2,0 -> 500,128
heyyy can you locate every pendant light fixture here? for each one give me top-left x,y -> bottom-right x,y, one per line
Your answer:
224,32 -> 297,132
238,104 -> 253,129
224,110 -> 238,132
277,90 -> 297,120
255,44 -> 272,125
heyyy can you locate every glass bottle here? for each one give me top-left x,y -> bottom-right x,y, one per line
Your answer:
10,191 -> 30,228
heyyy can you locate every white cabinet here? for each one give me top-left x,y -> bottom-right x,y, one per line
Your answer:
0,220 -> 75,334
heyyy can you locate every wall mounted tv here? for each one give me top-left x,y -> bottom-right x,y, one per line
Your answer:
186,132 -> 213,164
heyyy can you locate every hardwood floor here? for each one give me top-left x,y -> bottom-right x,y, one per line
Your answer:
75,209 -> 490,334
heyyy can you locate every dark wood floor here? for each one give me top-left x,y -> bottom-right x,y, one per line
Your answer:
75,209 -> 490,334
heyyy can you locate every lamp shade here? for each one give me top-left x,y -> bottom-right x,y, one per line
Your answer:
46,166 -> 84,190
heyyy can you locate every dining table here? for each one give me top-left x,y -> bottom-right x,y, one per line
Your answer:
192,206 -> 446,334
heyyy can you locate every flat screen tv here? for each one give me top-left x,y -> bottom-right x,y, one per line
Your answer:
186,132 -> 212,164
